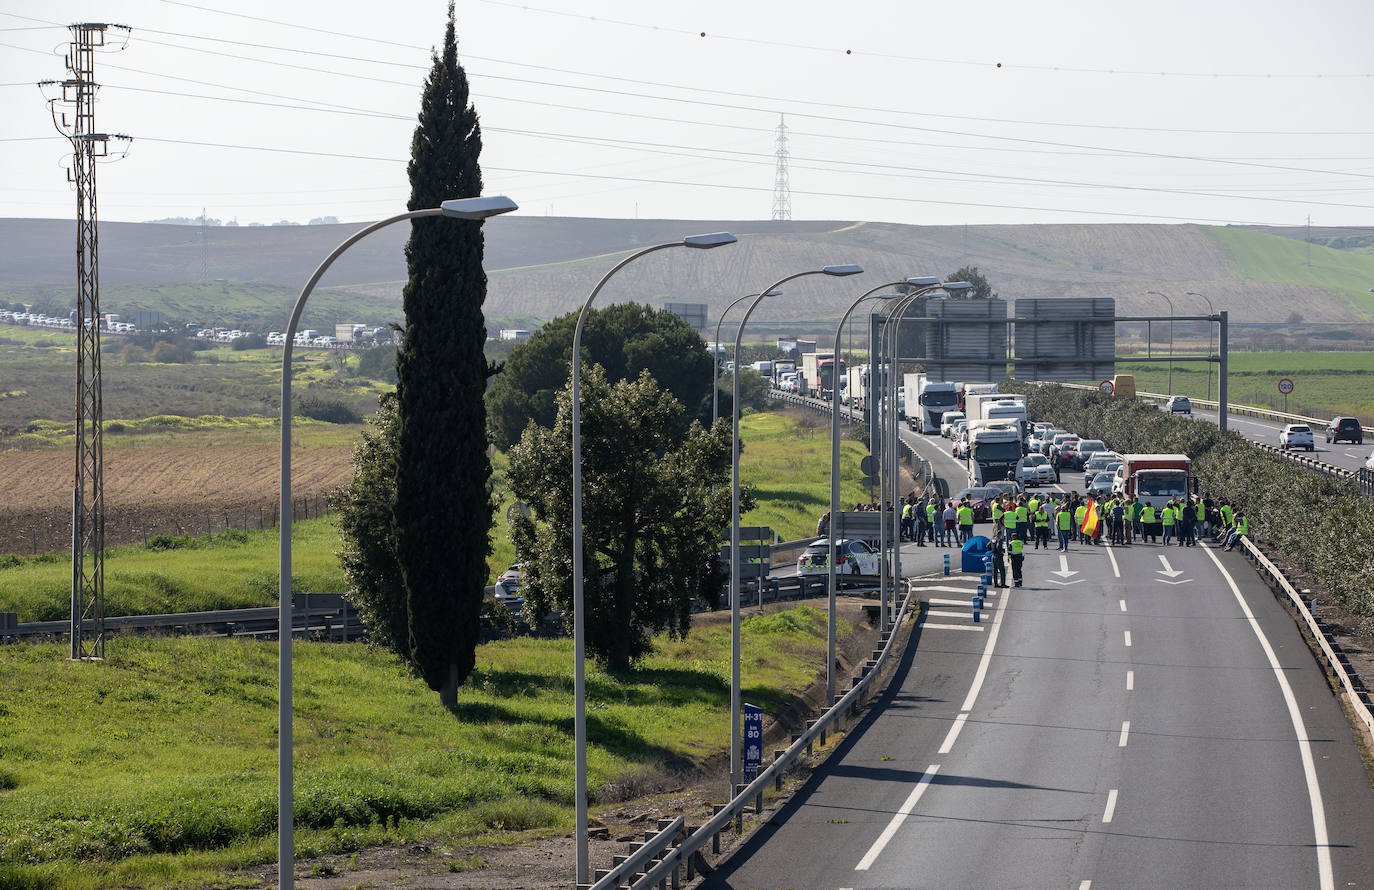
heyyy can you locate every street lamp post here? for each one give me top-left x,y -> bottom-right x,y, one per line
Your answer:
1185,291 -> 1216,402
827,285 -> 905,705
277,196 -> 517,890
1146,290 -> 1175,394
713,290 -> 781,426
571,231 -> 736,884
731,264 -> 862,796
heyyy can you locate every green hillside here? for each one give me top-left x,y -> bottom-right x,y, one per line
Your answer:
1202,226 -> 1374,321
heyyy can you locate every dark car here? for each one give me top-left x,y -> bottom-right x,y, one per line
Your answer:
952,486 -> 996,521
1326,416 -> 1364,445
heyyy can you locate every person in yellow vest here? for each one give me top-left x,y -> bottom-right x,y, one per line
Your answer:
1219,502 -> 1234,541
1027,495 -> 1040,517
1074,501 -> 1088,545
1033,502 -> 1050,549
956,499 -> 975,544
1140,503 -> 1158,543
1014,500 -> 1030,542
1009,536 -> 1025,587
926,499 -> 940,546
1161,500 -> 1177,546
1055,502 -> 1073,551
1224,510 -> 1249,551
1003,501 -> 1018,542
991,499 -> 1005,528
1193,498 -> 1206,546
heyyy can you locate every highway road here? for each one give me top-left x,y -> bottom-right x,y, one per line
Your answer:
1187,406 -> 1373,475
702,413 -> 1374,889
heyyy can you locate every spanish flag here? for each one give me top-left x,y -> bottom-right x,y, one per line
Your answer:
1081,499 -> 1101,538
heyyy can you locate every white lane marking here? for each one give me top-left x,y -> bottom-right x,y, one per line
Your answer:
1123,630 -> 1132,647
920,583 -> 985,593
938,713 -> 968,754
1119,599 -> 1127,612
929,597 -> 981,606
959,584 -> 1015,712
1079,882 -> 1092,890
1102,789 -> 1118,823
1118,721 -> 1130,747
927,609 -> 981,619
1106,544 -> 1121,578
1201,544 -> 1333,890
1126,670 -> 1134,691
854,764 -> 941,871
923,622 -> 985,632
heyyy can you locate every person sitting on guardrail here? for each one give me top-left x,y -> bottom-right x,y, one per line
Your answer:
1219,502 -> 1234,539
1223,510 -> 1249,551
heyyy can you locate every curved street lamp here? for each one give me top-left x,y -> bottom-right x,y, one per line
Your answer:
277,195 -> 517,890
713,290 -> 781,426
571,231 -> 736,884
1185,291 -> 1216,401
1146,290 -> 1176,395
730,264 -> 862,794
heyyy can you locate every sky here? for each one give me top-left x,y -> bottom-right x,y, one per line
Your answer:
2,0 -> 1372,228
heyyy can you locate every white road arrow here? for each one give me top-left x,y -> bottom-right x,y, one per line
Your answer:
1051,555 -> 1079,579
1156,578 -> 1194,585
1049,579 -> 1084,586
1157,555 -> 1185,578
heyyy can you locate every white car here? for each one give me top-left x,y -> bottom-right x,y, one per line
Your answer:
797,538 -> 879,576
941,411 -> 966,438
1017,453 -> 1056,487
1279,424 -> 1315,451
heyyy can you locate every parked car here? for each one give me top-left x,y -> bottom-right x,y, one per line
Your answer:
1027,423 -> 1055,453
797,538 -> 879,576
1326,416 -> 1364,445
1039,429 -> 1069,456
985,479 -> 1024,499
941,411 -> 966,438
1017,453 -> 1056,487
1279,424 -> 1315,451
1075,439 -> 1107,463
1088,475 -> 1116,497
1165,395 -> 1192,414
1083,453 -> 1121,488
952,486 -> 997,521
953,428 -> 970,460
496,563 -> 523,594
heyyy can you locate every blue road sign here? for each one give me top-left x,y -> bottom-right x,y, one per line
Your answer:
743,703 -> 763,782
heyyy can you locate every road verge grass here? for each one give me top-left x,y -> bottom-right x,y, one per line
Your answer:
0,605 -> 853,889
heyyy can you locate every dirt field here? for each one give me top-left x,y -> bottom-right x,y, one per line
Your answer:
0,443 -> 354,554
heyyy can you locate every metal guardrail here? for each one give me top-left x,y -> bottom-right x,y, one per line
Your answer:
590,581 -> 919,889
1,593 -> 361,644
1238,537 -> 1374,738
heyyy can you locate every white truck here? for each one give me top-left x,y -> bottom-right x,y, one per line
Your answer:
964,393 -> 1028,444
904,373 -> 958,434
956,381 -> 998,413
965,420 -> 1025,485
772,361 -> 796,387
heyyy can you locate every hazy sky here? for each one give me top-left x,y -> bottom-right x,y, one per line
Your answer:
3,0 -> 1372,228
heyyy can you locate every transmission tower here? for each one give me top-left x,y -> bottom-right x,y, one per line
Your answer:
42,22 -> 132,660
771,114 -> 792,221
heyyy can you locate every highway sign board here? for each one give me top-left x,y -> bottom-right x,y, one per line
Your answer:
1099,380 -> 1114,394
1278,377 -> 1294,395
742,703 -> 762,781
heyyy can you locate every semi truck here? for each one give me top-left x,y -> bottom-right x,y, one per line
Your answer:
772,361 -> 796,386
965,420 -> 1024,485
800,352 -> 845,399
964,393 -> 1028,443
955,381 -> 998,412
904,373 -> 959,434
1111,454 -> 1192,509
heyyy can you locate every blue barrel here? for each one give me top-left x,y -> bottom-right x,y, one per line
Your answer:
961,535 -> 991,573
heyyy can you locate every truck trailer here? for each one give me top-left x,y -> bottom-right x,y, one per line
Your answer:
964,393 -> 1028,444
800,352 -> 845,400
904,373 -> 959,434
965,420 -> 1024,485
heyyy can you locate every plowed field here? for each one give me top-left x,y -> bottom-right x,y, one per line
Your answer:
1,443 -> 354,555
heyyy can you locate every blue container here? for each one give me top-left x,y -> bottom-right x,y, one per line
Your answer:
961,535 -> 991,573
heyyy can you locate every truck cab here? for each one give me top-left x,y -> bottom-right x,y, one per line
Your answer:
1112,453 -> 1192,509
966,421 -> 1023,486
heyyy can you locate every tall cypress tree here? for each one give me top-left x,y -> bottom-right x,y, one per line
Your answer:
395,3 -> 491,705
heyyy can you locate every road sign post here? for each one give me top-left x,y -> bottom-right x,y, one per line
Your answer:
1278,377 -> 1294,414
1099,380 -> 1114,395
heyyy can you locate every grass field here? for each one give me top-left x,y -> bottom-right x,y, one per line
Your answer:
1202,227 -> 1374,320
0,605 -> 854,889
1092,351 -> 1374,419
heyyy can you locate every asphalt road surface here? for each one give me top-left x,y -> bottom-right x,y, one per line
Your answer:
702,420 -> 1374,889
1187,406 -> 1372,475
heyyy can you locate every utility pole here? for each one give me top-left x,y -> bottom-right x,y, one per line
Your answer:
42,22 -> 132,660
771,114 -> 792,221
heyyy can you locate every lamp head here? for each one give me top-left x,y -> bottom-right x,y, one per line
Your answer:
873,293 -> 902,300
822,264 -> 864,276
684,232 -> 736,248
906,276 -> 941,287
941,281 -> 973,291
439,195 -> 518,219
763,288 -> 783,297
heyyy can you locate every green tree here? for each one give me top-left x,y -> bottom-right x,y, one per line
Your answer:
507,367 -> 742,671
331,393 -> 409,656
485,303 -> 714,450
394,4 -> 492,705
946,265 -> 997,300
